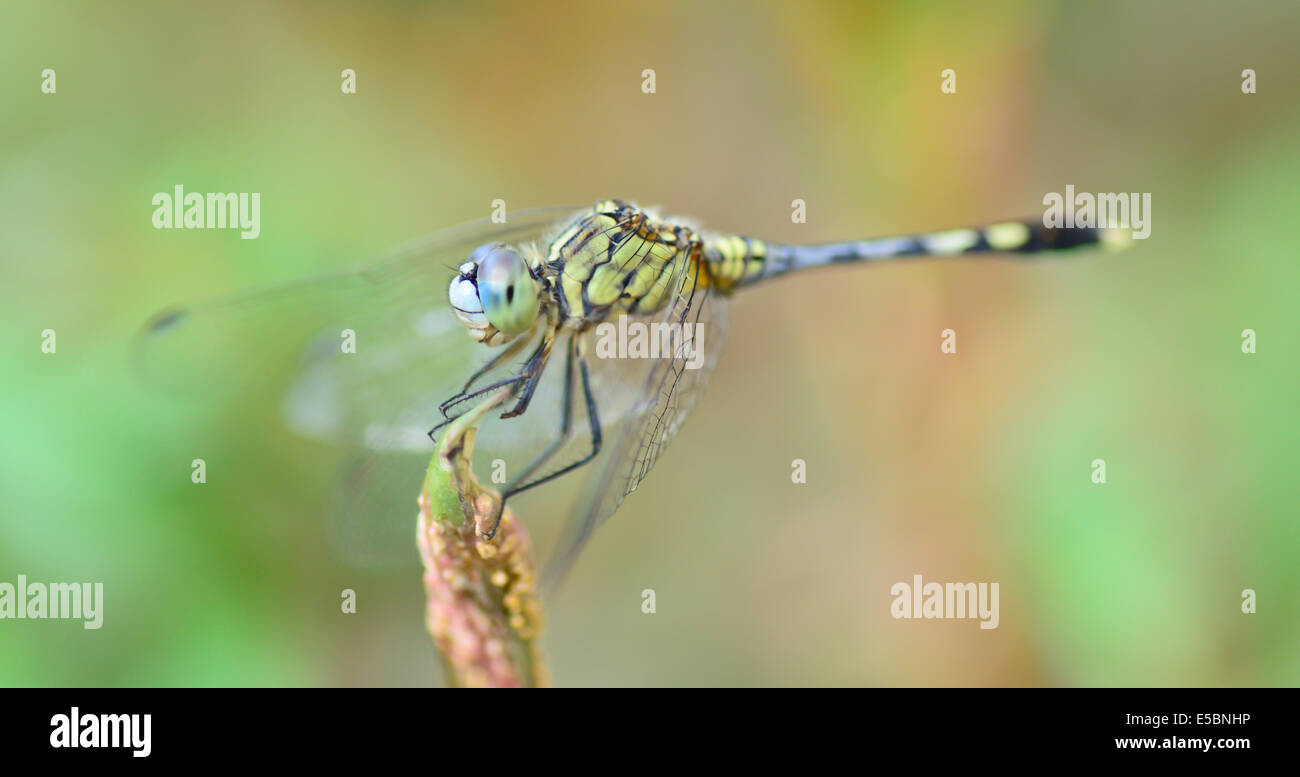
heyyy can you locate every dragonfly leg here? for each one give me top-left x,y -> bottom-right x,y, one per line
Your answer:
445,330 -> 534,409
482,338 -> 603,539
428,370 -> 531,439
438,330 -> 545,420
498,331 -> 558,420
429,330 -> 557,439
477,336 -> 575,538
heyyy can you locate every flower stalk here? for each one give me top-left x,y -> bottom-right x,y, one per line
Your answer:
416,387 -> 548,688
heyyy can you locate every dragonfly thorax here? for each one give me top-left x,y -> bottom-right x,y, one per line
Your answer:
546,200 -> 706,327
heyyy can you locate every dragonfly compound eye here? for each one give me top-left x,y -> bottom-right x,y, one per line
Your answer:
449,243 -> 540,343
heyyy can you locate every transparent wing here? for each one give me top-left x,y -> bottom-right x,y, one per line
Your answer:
136,206 -> 585,564
137,206 -> 580,423
542,259 -> 729,592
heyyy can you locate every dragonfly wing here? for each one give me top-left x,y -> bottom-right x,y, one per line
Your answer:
136,206 -> 585,564
542,261 -> 729,592
326,446 -> 434,567
314,320 -> 578,566
137,205 -> 581,427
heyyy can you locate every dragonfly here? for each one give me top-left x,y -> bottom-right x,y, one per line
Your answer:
139,199 -> 1126,590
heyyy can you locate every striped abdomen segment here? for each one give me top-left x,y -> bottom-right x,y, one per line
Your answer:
706,220 -> 1129,290
702,235 -> 777,292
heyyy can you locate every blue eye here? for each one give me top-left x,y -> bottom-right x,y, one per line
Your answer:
474,245 -> 540,336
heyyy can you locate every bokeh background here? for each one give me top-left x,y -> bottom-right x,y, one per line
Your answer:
2,0 -> 1297,686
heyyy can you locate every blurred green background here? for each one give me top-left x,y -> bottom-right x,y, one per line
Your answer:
2,0 -> 1297,686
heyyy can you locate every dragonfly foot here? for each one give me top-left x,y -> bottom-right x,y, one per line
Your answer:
477,500 -> 505,541
427,414 -> 457,441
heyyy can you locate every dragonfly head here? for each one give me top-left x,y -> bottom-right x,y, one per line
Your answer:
449,243 -> 542,346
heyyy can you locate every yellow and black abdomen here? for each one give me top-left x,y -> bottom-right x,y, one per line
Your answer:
707,219 -> 1127,290
701,235 -> 775,293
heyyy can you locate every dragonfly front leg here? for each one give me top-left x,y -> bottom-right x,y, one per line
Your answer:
437,329 -> 542,420
440,330 -> 535,415
428,370 -> 532,440
429,327 -> 557,439
498,347 -> 552,420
